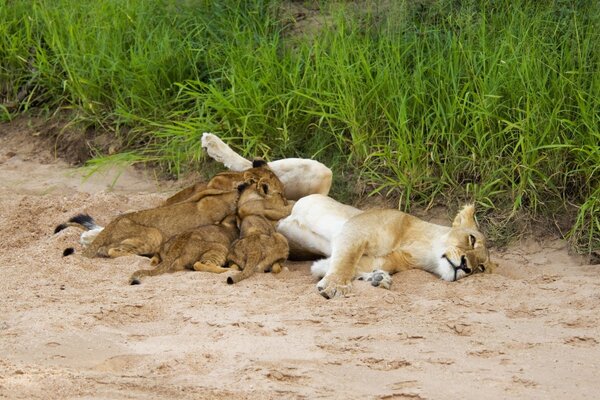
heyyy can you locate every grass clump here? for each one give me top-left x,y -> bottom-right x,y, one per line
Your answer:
0,0 -> 598,255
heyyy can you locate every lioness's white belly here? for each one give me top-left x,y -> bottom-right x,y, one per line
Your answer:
277,194 -> 362,257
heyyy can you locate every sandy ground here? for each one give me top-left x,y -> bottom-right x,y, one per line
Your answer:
1,127 -> 599,400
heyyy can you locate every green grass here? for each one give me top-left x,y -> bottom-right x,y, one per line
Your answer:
1,0 -> 598,254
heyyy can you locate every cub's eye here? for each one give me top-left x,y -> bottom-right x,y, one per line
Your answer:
469,234 -> 477,248
477,264 -> 486,273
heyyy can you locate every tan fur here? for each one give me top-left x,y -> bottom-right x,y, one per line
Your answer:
128,214 -> 240,284
82,164 -> 284,259
163,161 -> 285,206
226,181 -> 290,284
316,205 -> 497,299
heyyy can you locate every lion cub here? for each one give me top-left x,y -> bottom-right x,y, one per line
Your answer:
129,213 -> 239,285
54,161 -> 283,259
226,180 -> 291,284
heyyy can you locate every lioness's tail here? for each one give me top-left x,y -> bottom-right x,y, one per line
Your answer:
54,214 -> 100,234
201,132 -> 252,171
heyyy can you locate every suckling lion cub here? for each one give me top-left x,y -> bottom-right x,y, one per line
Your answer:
226,179 -> 291,284
128,213 -> 240,285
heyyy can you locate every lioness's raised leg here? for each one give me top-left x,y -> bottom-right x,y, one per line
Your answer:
202,132 -> 332,200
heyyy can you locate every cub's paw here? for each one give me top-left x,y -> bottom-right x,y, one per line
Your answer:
316,275 -> 352,299
358,269 -> 392,290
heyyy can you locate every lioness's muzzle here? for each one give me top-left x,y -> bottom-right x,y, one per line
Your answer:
443,255 -> 472,281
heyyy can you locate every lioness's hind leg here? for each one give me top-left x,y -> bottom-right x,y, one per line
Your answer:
358,270 -> 392,290
202,132 -> 253,171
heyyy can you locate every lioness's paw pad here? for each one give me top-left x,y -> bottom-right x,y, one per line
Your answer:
358,270 -> 392,290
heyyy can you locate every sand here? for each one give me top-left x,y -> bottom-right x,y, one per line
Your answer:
1,126 -> 599,399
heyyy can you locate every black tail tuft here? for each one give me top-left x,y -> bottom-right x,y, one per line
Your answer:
54,224 -> 68,234
130,278 -> 141,285
227,276 -> 234,285
69,214 -> 97,230
63,248 -> 75,257
252,158 -> 267,168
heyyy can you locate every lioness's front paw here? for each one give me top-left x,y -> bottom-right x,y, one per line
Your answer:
358,269 -> 392,290
316,275 -> 352,299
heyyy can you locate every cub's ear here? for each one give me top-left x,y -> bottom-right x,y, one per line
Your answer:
254,178 -> 269,196
260,183 -> 269,196
252,158 -> 268,168
452,204 -> 478,229
237,182 -> 251,192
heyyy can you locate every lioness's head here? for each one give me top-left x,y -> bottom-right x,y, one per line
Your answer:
440,204 -> 496,281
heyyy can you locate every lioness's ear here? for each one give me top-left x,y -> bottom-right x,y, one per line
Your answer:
252,158 -> 268,168
452,204 -> 478,229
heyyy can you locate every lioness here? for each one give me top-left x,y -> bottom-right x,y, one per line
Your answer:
55,162 -> 284,258
226,179 -> 291,284
204,134 -> 496,298
128,213 -> 239,285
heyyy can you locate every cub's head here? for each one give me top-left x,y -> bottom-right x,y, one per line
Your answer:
237,175 -> 288,207
440,204 -> 496,281
240,158 -> 285,195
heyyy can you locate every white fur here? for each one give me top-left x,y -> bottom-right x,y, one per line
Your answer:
277,194 -> 361,257
79,227 -> 103,246
310,258 -> 331,278
201,132 -> 252,171
202,132 -> 332,201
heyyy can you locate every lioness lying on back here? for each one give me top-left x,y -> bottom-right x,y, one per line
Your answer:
205,134 -> 497,299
